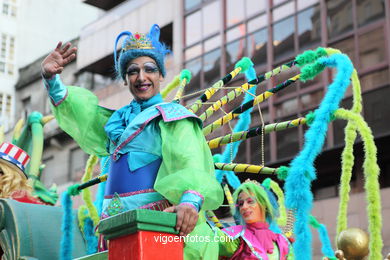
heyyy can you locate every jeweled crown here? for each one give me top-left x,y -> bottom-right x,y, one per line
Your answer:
123,33 -> 154,51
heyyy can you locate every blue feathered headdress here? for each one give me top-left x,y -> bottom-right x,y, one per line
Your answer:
114,24 -> 170,80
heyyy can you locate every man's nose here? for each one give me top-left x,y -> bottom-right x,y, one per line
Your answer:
138,69 -> 146,81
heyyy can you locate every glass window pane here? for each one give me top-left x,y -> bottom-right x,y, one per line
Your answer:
248,14 -> 267,33
298,5 -> 321,51
203,1 -> 221,37
327,0 -> 353,39
273,0 -> 289,6
360,68 -> 389,92
0,62 -> 5,73
204,34 -> 221,52
297,0 -> 319,11
10,6 -> 16,17
332,37 -> 356,64
276,115 -> 300,160
250,133 -> 271,165
2,3 -> 9,15
185,11 -> 202,46
203,48 -> 221,88
7,63 -> 13,75
227,24 -> 246,42
363,86 -> 390,137
185,44 -> 202,61
184,0 -> 201,11
359,27 -> 386,70
273,16 -> 295,62
226,39 -> 245,72
227,0 -> 245,27
247,28 -> 267,67
300,89 -> 324,111
246,0 -> 266,17
185,57 -> 202,93
276,98 -> 298,118
273,1 -> 294,23
357,0 -> 385,27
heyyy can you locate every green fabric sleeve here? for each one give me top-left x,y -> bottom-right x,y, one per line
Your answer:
51,86 -> 113,156
214,228 -> 240,257
155,118 -> 223,210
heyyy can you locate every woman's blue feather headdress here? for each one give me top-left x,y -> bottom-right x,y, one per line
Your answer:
114,24 -> 170,80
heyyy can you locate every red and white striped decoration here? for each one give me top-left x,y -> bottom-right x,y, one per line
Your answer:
0,142 -> 30,175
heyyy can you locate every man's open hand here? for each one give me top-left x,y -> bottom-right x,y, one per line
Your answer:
41,42 -> 77,78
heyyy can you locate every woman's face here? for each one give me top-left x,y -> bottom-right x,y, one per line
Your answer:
237,191 -> 265,224
125,56 -> 163,101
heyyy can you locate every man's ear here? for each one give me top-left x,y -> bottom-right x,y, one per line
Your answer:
124,78 -> 128,85
159,74 -> 164,82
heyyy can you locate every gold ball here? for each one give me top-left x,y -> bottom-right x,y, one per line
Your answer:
337,228 -> 369,259
335,250 -> 344,259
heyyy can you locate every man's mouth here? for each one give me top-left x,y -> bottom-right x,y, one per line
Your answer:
136,83 -> 152,91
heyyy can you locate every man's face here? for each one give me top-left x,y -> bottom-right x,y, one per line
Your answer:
125,56 -> 163,101
237,191 -> 265,224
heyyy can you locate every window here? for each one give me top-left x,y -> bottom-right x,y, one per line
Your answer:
245,0 -> 266,18
184,57 -> 202,94
226,38 -> 245,72
358,27 -> 386,70
247,27 -> 267,68
0,92 -> 12,131
276,122 -> 300,160
227,0 -> 245,27
356,0 -> 385,28
297,5 -> 321,51
327,0 -> 353,38
0,33 -> 15,76
185,11 -> 202,46
184,0 -> 201,11
1,0 -> 17,17
203,48 -> 221,88
202,1 -> 221,37
273,16 -> 295,62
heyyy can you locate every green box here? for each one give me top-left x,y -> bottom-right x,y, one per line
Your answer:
98,209 -> 178,240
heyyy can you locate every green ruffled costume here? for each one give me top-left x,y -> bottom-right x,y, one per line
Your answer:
51,86 -> 224,259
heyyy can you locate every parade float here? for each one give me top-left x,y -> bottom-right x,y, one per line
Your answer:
0,47 -> 387,260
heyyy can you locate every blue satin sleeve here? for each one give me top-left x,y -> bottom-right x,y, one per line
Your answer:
179,191 -> 204,212
42,74 -> 68,106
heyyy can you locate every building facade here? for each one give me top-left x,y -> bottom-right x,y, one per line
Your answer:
0,0 -> 100,131
13,0 -> 390,256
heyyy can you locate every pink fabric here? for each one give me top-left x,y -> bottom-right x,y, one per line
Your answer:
247,222 -> 277,254
222,222 -> 290,260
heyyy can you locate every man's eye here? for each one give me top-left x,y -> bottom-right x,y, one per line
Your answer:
236,201 -> 244,207
144,65 -> 158,73
127,67 -> 140,75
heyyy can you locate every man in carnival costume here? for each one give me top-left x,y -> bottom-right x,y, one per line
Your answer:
217,180 -> 293,259
41,24 -> 223,259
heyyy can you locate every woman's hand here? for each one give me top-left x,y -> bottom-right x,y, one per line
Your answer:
164,204 -> 199,236
41,42 -> 77,78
